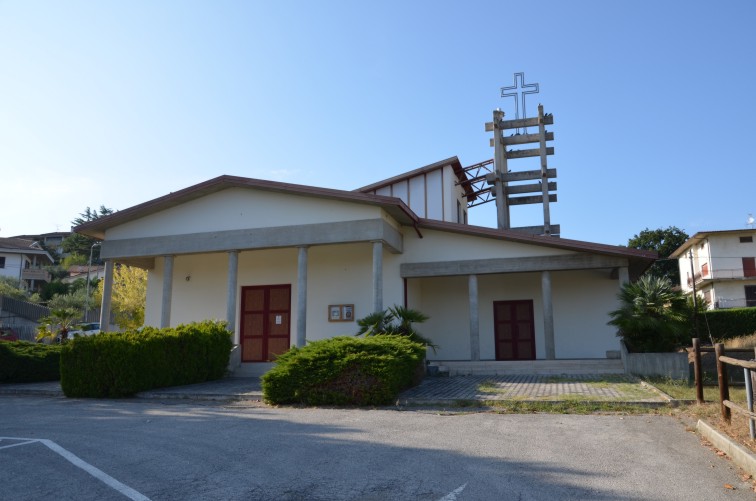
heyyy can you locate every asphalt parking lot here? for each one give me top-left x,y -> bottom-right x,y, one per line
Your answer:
2,396 -> 755,500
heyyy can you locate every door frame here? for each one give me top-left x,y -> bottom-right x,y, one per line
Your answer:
240,284 -> 292,362
493,299 -> 536,361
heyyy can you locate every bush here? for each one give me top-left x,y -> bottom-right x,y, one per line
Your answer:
60,320 -> 233,398
262,336 -> 426,406
703,308 -> 756,341
0,342 -> 61,383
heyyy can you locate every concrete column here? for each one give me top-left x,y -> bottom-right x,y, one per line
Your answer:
99,260 -> 114,332
161,255 -> 174,329
226,250 -> 239,342
372,241 -> 383,313
542,270 -> 555,360
296,246 -> 308,348
468,274 -> 480,361
618,266 -> 630,286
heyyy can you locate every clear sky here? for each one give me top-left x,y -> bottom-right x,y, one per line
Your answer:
1,1 -> 754,246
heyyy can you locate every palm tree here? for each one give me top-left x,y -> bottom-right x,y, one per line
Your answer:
608,276 -> 690,352
36,308 -> 81,344
356,305 -> 437,351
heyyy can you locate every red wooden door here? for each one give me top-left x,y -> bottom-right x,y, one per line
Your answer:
240,284 -> 291,362
493,300 -> 536,361
742,257 -> 756,278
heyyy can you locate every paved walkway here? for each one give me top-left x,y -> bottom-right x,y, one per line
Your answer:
0,373 -> 669,406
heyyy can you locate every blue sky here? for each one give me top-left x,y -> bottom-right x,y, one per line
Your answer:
1,1 -> 754,246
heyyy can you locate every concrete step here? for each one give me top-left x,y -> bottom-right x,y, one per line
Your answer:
231,362 -> 274,378
429,359 -> 625,376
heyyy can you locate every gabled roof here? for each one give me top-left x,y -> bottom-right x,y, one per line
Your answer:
0,238 -> 54,261
355,156 -> 476,201
670,228 -> 756,258
75,175 -> 420,239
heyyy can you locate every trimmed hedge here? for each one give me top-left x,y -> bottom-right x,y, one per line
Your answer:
262,335 -> 426,406
703,308 -> 756,341
0,341 -> 61,383
61,320 -> 233,398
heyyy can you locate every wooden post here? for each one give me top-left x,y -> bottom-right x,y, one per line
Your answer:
714,343 -> 731,423
693,338 -> 704,404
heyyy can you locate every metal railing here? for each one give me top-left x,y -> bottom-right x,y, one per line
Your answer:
688,268 -> 756,286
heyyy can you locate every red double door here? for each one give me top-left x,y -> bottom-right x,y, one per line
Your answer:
493,300 -> 536,361
240,285 -> 291,362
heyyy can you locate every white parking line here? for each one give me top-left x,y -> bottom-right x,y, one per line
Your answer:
0,437 -> 151,501
437,483 -> 467,501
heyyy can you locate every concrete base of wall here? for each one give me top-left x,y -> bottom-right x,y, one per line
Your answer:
620,341 -> 690,380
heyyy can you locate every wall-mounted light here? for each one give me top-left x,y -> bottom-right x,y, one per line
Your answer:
185,275 -> 191,282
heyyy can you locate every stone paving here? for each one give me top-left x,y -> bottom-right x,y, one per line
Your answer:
397,374 -> 667,405
0,374 -> 668,405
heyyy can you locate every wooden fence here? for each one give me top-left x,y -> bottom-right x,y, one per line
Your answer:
694,338 -> 756,440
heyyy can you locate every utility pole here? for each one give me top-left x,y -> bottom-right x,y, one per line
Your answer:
688,249 -> 700,337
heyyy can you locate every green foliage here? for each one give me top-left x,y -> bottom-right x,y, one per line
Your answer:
627,226 -> 689,284
61,206 -> 113,258
0,342 -> 61,383
262,336 -> 426,406
36,308 -> 81,343
356,305 -> 436,351
48,289 -> 88,311
0,276 -> 29,300
703,308 -> 756,341
61,253 -> 88,268
60,320 -> 232,398
608,276 -> 692,352
39,280 -> 70,302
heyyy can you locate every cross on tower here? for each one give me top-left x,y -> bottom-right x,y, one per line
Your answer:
500,72 -> 539,133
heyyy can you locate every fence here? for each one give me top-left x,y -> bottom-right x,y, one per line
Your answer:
700,339 -> 756,440
0,295 -> 104,342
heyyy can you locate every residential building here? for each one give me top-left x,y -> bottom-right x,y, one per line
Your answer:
671,229 -> 756,309
0,237 -> 55,291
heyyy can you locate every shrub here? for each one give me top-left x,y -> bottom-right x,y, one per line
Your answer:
608,276 -> 691,352
0,342 -> 61,383
702,308 -> 756,342
262,336 -> 426,406
60,320 -> 232,398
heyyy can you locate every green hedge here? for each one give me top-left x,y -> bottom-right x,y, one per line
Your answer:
703,308 -> 756,341
0,341 -> 61,383
61,320 -> 233,398
262,335 -> 426,406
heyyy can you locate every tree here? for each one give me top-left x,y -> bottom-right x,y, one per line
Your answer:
356,305 -> 436,351
0,277 -> 29,300
96,265 -> 147,330
608,276 -> 691,352
61,206 -> 114,260
36,308 -> 80,343
627,226 -> 689,284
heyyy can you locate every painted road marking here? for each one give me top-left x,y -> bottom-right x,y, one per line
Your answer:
0,436 -> 151,501
437,483 -> 467,501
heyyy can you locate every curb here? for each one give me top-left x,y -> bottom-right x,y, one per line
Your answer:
697,419 -> 756,477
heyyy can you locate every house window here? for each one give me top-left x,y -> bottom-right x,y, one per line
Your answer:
746,286 -> 756,308
703,290 -> 711,306
740,236 -> 753,243
457,200 -> 462,223
0,257 -> 5,269
701,262 -> 709,277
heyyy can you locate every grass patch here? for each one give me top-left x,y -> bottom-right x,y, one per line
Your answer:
643,376 -> 749,403
477,376 -> 662,402
484,400 -> 656,414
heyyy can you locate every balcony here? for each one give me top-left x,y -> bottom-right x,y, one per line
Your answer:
687,268 -> 756,286
21,268 -> 51,282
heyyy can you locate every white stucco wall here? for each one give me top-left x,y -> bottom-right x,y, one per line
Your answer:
0,254 -> 24,282
411,268 -> 621,361
401,227 -> 574,262
107,188 -> 385,240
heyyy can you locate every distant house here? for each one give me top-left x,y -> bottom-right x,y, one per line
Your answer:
62,265 -> 106,285
671,229 -> 756,309
0,238 -> 55,291
74,156 -> 655,372
12,231 -> 70,259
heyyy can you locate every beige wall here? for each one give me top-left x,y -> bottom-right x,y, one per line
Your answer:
107,188 -> 384,240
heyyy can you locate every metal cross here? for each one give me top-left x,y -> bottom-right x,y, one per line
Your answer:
500,72 -> 539,133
